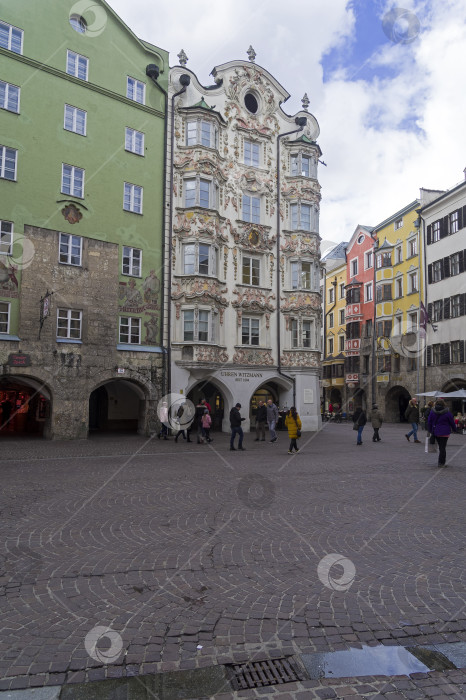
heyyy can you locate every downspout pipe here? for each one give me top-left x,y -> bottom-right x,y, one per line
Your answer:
370,231 -> 377,408
276,117 -> 307,407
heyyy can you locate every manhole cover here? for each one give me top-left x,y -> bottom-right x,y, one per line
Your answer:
227,657 -> 305,690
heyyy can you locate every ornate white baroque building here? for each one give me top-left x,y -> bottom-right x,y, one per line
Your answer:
165,51 -> 323,431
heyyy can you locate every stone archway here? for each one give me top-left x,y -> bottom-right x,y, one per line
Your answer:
187,380 -> 226,432
385,385 -> 411,423
0,375 -> 52,438
441,378 -> 466,415
88,379 -> 147,434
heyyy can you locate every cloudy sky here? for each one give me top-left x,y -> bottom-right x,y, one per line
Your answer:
108,0 -> 466,245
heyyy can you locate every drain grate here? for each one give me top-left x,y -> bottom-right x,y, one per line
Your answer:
227,656 -> 305,690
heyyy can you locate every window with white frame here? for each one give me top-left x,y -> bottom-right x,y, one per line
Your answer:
432,221 -> 440,242
376,251 -> 392,268
184,177 -> 217,209
64,104 -> 87,135
183,308 -> 210,342
450,211 -> 459,234
394,218 -> 403,230
291,260 -> 312,290
122,246 -> 141,276
451,340 -> 461,363
61,163 -> 84,197
0,220 -> 13,255
242,256 -> 260,286
451,295 -> 461,318
394,315 -> 402,335
339,282 -> 345,299
432,344 -> 441,365
290,202 -> 312,231
365,250 -> 373,269
395,277 -> 403,298
328,287 -> 334,304
339,308 -> 345,325
59,233 -> 82,266
57,308 -> 82,339
450,253 -> 460,276
328,337 -> 334,354
291,318 -> 313,348
242,317 -> 260,345
186,119 -> 218,149
242,194 -> 260,223
328,312 -> 334,328
365,282 -> 373,301
408,312 -> 417,331
408,238 -> 417,257
408,271 -> 418,293
291,153 -> 314,178
396,246 -> 402,264
123,182 -> 143,214
350,258 -> 358,277
0,301 -> 10,334
432,260 -> 442,282
126,76 -> 145,104
0,80 -> 20,113
244,140 -> 260,167
119,316 -> 141,344
183,242 -> 216,276
339,334 -> 345,352
0,145 -> 17,180
66,50 -> 88,80
0,21 -> 23,54
125,127 -> 144,155
432,300 -> 442,322
69,14 -> 87,33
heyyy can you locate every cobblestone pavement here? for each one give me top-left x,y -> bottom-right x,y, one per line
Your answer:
0,423 -> 465,698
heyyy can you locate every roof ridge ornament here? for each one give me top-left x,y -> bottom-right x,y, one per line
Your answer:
301,93 -> 310,111
177,49 -> 188,66
247,45 -> 256,63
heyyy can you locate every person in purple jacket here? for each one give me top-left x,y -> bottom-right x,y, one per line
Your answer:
427,398 -> 456,468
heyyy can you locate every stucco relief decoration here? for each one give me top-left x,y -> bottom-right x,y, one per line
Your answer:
280,292 -> 320,312
174,212 -> 227,243
223,246 -> 228,277
269,255 -> 274,286
224,184 -> 239,212
232,287 -> 275,312
237,309 -> 242,327
233,248 -> 238,279
144,314 -> 158,344
281,182 -> 320,204
175,302 -> 181,320
280,351 -> 319,368
0,259 -> 19,298
171,278 -> 228,306
196,346 -> 229,364
119,270 -> 160,313
233,222 -> 275,252
61,203 -> 83,225
173,150 -> 228,182
233,348 -> 274,366
219,307 -> 225,325
281,232 -> 318,255
236,170 -> 273,196
265,313 -> 270,329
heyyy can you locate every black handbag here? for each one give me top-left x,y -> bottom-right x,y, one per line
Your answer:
297,430 -> 301,438
429,433 -> 436,444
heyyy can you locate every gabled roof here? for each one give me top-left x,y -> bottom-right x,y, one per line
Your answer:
321,241 -> 348,262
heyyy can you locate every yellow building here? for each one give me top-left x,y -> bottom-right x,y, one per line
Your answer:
373,200 -> 423,419
321,243 -> 348,413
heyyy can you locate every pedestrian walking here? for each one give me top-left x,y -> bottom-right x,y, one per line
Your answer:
352,406 -> 366,445
371,404 -> 383,442
174,402 -> 187,442
158,401 -> 169,440
254,400 -> 267,441
267,399 -> 279,442
427,398 -> 456,467
285,406 -> 302,454
404,397 -> 421,443
229,402 -> 245,451
201,408 -> 212,443
194,399 -> 206,443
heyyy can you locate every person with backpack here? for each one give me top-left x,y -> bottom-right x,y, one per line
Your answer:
285,406 -> 302,454
427,398 -> 456,467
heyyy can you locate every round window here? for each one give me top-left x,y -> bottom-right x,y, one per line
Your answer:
357,234 -> 365,243
70,14 -> 87,33
244,93 -> 258,114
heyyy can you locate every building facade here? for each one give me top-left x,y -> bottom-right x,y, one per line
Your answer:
165,53 -> 323,431
321,243 -> 347,412
0,0 -> 168,438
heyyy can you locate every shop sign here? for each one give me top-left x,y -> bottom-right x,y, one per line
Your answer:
220,371 -> 263,382
117,368 -> 125,374
346,373 -> 359,384
377,374 -> 390,382
7,353 -> 31,367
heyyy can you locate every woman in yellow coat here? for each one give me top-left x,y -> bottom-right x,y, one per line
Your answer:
285,406 -> 302,454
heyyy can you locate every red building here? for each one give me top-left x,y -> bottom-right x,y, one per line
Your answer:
345,225 -> 375,412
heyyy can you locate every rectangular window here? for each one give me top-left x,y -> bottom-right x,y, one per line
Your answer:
408,271 -> 418,293
396,278 -> 403,298
183,244 -> 215,276
123,182 -> 143,214
183,243 -> 195,274
396,246 -> 402,264
451,295 -> 461,318
186,120 -> 216,148
450,253 -> 460,276
328,287 -> 334,304
243,194 -> 260,223
377,284 -> 392,301
291,319 -> 298,348
0,220 -> 13,255
365,251 -> 373,269
408,312 -> 417,331
242,317 -> 260,345
432,260 -> 442,282
328,337 -> 334,354
0,21 -> 23,54
291,154 -> 312,177
186,121 -> 197,146
365,282 -> 372,302
122,246 -> 142,276
394,315 -> 402,335
351,259 -> 358,277
339,282 -> 345,299
184,179 -> 196,208
303,320 -> 312,348
244,140 -> 260,167
198,243 -> 210,275
376,252 -> 392,268
451,340 -> 461,364
363,355 -> 370,374
64,104 -> 87,135
198,310 -> 209,342
59,233 -> 82,266
66,50 -> 88,80
199,179 -> 210,208
432,344 -> 441,365
450,211 -> 459,234
0,80 -> 20,113
408,238 -> 417,257
432,300 -> 443,322
62,163 -> 84,197
339,309 -> 345,325
432,221 -> 440,242
0,301 -> 10,333
329,312 -> 334,328
290,203 -> 311,231
394,218 -> 403,230
0,145 -> 17,180
242,256 -> 260,286
57,308 -> 82,339
200,121 -> 212,147
338,334 -> 345,352
126,77 -> 145,104
183,309 -> 194,341
119,316 -> 141,344
125,127 -> 144,155
365,319 -> 373,338
291,261 -> 311,290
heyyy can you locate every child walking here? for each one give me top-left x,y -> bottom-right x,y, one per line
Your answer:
285,406 -> 302,454
201,408 -> 212,443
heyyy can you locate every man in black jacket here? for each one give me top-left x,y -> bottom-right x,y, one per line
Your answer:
230,403 -> 246,451
254,400 -> 267,441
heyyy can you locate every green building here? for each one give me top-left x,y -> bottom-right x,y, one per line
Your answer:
0,0 -> 168,438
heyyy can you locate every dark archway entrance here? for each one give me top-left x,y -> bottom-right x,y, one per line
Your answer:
0,377 -> 49,437
250,382 -> 283,428
187,381 -> 224,431
330,388 -> 342,406
89,380 -> 144,433
385,385 -> 410,422
441,378 -> 466,415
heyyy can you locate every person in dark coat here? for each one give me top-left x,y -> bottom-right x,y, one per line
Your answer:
404,398 -> 421,443
254,400 -> 267,441
353,406 -> 366,445
229,403 -> 245,451
427,398 -> 456,467
371,404 -> 383,442
193,400 -> 206,444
